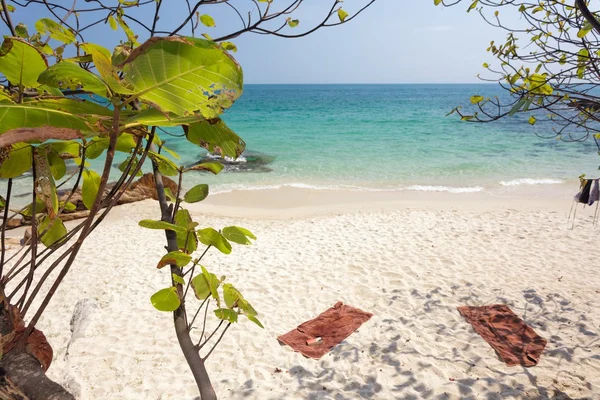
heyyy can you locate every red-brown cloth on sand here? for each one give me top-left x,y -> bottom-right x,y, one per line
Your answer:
278,302 -> 373,359
457,304 -> 547,367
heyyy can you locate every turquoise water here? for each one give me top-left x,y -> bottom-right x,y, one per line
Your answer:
167,84 -> 599,193
3,84 -> 600,198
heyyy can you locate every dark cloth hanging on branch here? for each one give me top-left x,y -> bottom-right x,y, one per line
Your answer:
574,179 -> 593,204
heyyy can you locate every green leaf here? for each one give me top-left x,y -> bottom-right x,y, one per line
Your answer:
20,198 -> 46,217
122,108 -> 206,129
183,184 -> 209,203
34,149 -> 59,218
221,42 -> 237,52
470,95 -> 484,104
185,118 -> 245,158
0,143 -> 32,178
118,156 -> 143,177
148,151 -> 179,176
434,0 -> 443,5
23,97 -> 114,117
15,23 -> 29,39
197,227 -> 232,254
82,169 -> 101,210
287,19 -> 299,28
174,209 -> 198,253
150,287 -> 181,312
337,9 -> 349,22
200,14 -> 216,27
222,226 -> 256,245
139,219 -> 186,233
184,162 -> 224,174
86,134 -> 138,159
0,104 -> 94,138
467,0 -> 478,12
190,272 -> 211,300
191,266 -> 221,302
116,15 -> 139,46
202,266 -> 221,306
38,62 -> 109,97
214,308 -> 238,323
164,186 -> 176,202
528,115 -> 536,125
0,37 -> 48,87
246,315 -> 264,328
46,148 -> 66,180
119,36 -> 243,118
157,251 -> 192,269
108,15 -> 118,31
172,274 -> 185,285
38,215 -> 67,247
222,283 -> 257,316
49,141 -> 81,159
36,18 -> 76,44
81,43 -> 133,95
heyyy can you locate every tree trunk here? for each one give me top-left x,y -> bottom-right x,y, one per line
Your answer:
152,159 -> 217,400
0,352 -> 74,400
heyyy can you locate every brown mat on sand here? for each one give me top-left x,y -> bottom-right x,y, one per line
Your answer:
458,304 -> 547,367
278,302 -> 373,359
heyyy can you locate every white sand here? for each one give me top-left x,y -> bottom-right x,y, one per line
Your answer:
5,190 -> 600,399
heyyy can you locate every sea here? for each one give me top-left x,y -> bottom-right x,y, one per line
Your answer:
3,84 -> 600,200
171,84 -> 599,196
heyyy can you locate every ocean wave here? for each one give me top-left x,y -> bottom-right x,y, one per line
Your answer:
404,185 -> 484,193
499,178 -> 564,186
209,183 -> 485,194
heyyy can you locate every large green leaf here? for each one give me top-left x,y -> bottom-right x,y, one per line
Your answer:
150,287 -> 181,312
82,169 -> 101,210
183,184 -> 209,203
0,143 -> 32,178
38,62 -> 109,97
197,227 -> 231,254
0,104 -> 94,137
35,18 -> 76,44
0,37 -> 48,88
46,148 -> 66,180
184,118 -> 245,158
23,98 -> 114,117
119,36 -> 243,118
122,108 -> 206,129
38,215 -> 67,247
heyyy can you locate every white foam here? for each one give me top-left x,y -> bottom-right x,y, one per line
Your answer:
499,178 -> 564,186
209,183 -> 485,195
404,185 -> 484,193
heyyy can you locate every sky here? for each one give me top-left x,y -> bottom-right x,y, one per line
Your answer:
4,0 -> 519,84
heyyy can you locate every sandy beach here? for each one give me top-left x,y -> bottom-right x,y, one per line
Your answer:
5,189 -> 600,399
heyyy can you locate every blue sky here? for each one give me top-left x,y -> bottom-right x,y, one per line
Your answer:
6,1 -> 511,84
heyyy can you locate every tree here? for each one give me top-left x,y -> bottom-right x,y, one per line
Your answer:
437,0 -> 600,159
0,1 -> 378,399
